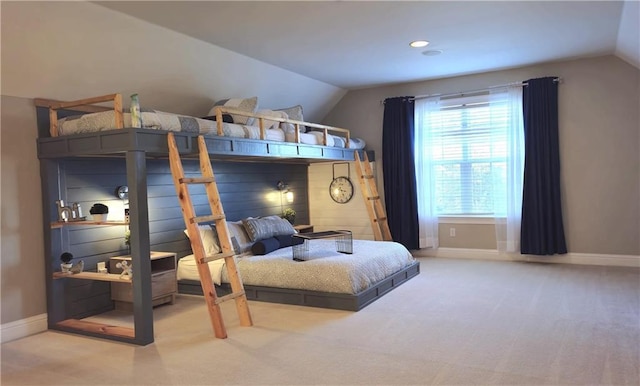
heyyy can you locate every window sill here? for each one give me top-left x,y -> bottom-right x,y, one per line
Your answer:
438,216 -> 496,225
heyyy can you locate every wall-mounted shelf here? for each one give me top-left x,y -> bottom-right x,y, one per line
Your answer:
51,220 -> 129,229
52,271 -> 132,283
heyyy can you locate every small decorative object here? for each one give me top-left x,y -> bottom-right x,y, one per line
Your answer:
89,203 -> 109,222
70,260 -> 84,274
97,261 -> 108,274
130,94 -> 142,128
56,200 -> 72,222
60,252 -> 73,273
56,200 -> 86,222
116,261 -> 133,280
124,229 -> 131,253
282,208 -> 296,225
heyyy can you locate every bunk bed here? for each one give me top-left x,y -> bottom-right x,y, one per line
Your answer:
36,93 -> 419,345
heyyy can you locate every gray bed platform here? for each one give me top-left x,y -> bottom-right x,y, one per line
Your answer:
178,260 -> 420,311
37,127 -> 363,163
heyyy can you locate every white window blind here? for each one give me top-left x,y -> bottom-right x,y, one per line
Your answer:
425,93 -> 508,215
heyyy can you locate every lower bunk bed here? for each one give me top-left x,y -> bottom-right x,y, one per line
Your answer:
177,236 -> 420,311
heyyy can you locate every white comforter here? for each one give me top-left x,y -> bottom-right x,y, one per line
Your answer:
177,239 -> 414,294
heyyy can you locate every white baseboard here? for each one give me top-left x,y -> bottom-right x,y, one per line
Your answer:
413,248 -> 640,267
1,313 -> 48,343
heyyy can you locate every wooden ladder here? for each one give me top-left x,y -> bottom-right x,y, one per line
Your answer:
354,152 -> 393,241
167,133 -> 253,339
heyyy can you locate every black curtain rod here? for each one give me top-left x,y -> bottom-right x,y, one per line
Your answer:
382,77 -> 562,104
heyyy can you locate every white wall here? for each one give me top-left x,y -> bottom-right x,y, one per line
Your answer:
1,1 -> 346,120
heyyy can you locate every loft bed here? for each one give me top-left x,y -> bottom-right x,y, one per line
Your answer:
35,93 -> 417,346
36,93 -> 364,163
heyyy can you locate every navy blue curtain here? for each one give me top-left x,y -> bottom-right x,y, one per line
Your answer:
520,77 -> 567,255
382,97 -> 419,250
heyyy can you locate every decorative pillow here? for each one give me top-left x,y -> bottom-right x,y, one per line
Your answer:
276,105 -> 306,132
208,97 -> 258,125
274,234 -> 305,248
200,114 -> 234,123
255,109 -> 287,130
242,215 -> 296,242
210,220 -> 253,254
251,237 -> 281,255
183,225 -> 220,255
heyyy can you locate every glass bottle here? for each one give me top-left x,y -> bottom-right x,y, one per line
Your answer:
130,94 -> 142,128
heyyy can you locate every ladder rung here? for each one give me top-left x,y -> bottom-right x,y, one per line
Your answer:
179,176 -> 215,184
367,196 -> 380,200
214,291 -> 246,305
191,214 -> 226,224
200,251 -> 235,264
373,217 -> 387,222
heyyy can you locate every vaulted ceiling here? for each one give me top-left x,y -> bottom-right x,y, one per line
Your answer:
97,1 -> 640,90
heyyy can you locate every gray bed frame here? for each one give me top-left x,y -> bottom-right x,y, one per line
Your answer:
36,99 -> 418,345
179,260 -> 420,311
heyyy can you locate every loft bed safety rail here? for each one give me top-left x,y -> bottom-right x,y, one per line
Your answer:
213,106 -> 351,148
35,93 -> 124,137
35,93 -> 351,150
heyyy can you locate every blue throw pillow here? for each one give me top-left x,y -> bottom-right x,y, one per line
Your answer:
251,237 -> 281,255
274,234 -> 304,248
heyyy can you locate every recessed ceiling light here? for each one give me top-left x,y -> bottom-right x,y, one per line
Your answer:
422,49 -> 443,56
410,40 -> 429,48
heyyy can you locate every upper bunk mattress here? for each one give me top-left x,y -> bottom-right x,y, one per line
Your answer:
177,239 -> 415,294
56,109 -> 285,141
57,109 -> 364,149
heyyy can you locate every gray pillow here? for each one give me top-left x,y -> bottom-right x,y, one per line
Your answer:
242,215 -> 296,242
276,105 -> 307,133
208,97 -> 258,125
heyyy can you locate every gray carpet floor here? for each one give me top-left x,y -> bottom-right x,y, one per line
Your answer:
2,257 -> 639,385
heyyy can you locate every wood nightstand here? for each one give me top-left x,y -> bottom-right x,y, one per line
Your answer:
294,224 -> 314,234
109,251 -> 177,311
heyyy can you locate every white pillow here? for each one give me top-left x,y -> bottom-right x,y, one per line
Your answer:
217,220 -> 253,254
184,225 -> 220,255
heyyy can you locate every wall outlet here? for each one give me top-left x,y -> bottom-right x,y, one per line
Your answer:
449,227 -> 456,237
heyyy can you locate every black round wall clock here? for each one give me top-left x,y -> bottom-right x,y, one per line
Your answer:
329,176 -> 354,203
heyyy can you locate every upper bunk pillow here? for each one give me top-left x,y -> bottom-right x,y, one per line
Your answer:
276,105 -> 307,133
242,215 -> 296,242
208,97 -> 258,126
255,109 -> 287,130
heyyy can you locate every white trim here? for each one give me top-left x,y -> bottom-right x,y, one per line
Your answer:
1,313 -> 48,343
412,248 -> 640,267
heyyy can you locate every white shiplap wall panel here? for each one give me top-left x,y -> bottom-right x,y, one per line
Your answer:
308,161 -> 379,240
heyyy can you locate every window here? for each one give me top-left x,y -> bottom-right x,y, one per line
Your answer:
417,92 -> 509,216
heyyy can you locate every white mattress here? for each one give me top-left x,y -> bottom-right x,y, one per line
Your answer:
177,239 -> 415,294
57,109 -> 285,141
285,131 -> 366,149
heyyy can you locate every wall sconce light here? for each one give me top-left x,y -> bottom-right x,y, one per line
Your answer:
276,180 -> 294,211
285,191 -> 294,203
